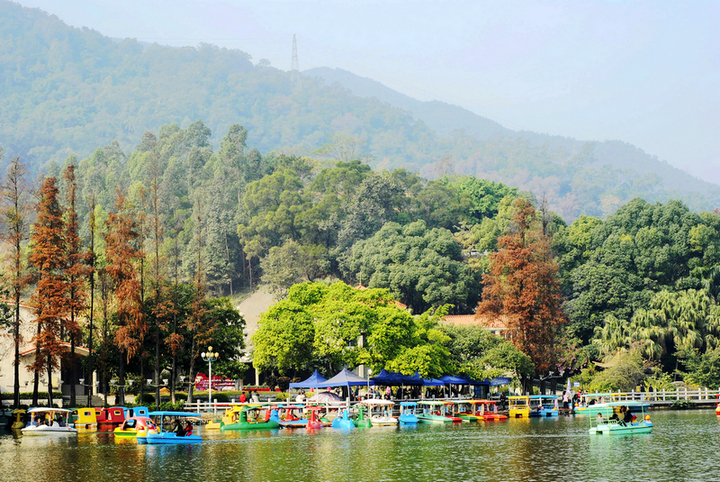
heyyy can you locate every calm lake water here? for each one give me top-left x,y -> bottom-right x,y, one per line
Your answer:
1,409 -> 718,482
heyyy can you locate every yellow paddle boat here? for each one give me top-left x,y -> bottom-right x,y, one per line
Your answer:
509,396 -> 530,418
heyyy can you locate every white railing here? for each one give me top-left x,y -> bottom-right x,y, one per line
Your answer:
587,388 -> 720,403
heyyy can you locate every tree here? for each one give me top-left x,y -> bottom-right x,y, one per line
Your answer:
260,240 -> 325,298
1,155 -> 32,408
28,177 -> 67,407
477,198 -> 566,375
104,193 -> 146,405
63,164 -> 90,407
341,220 -> 480,313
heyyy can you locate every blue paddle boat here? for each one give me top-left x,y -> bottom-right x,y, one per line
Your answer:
398,402 -> 419,424
331,409 -> 355,429
146,411 -> 202,444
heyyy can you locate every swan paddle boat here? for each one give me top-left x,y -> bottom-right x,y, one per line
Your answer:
21,408 -> 77,436
146,411 -> 202,444
398,401 -> 419,424
509,396 -> 530,418
353,404 -> 372,428
716,394 -> 720,416
529,395 -> 559,417
362,399 -> 398,426
306,406 -> 324,429
10,409 -> 27,429
588,402 -> 652,435
331,409 -> 355,429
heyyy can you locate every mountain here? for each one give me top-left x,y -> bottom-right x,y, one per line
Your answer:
306,67 -> 717,200
1,0 -> 718,220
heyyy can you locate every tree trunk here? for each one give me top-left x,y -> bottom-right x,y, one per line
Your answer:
32,322 -> 41,406
118,354 -> 125,406
13,299 -> 20,408
47,356 -> 54,407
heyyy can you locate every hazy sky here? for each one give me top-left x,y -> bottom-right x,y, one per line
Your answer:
15,0 -> 720,185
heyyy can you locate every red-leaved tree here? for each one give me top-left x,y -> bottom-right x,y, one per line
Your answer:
104,193 -> 146,405
29,177 -> 67,407
477,198 -> 565,378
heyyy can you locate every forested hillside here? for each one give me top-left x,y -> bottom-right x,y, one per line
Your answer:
1,0 -> 718,221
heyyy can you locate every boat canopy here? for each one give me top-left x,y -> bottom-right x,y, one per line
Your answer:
400,401 -> 417,406
28,407 -> 72,413
149,411 -> 201,418
289,370 -> 328,388
316,368 -> 375,388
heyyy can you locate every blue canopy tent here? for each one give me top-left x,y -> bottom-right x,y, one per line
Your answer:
317,368 -> 375,388
289,370 -> 328,389
371,369 -> 424,386
409,372 -> 444,386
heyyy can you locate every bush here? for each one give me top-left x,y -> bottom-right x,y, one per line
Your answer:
671,400 -> 692,409
140,393 -> 155,404
277,377 -> 290,392
159,401 -> 185,411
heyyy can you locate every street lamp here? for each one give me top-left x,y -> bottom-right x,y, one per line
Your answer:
201,347 -> 220,406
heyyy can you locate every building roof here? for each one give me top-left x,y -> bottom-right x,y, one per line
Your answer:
19,342 -> 91,358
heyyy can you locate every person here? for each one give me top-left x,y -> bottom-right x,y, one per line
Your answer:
174,419 -> 184,436
239,392 -> 247,403
296,390 -> 306,403
184,421 -> 193,436
251,390 -> 260,403
500,392 -> 507,411
622,407 -> 633,426
562,392 -> 569,410
609,412 -> 620,423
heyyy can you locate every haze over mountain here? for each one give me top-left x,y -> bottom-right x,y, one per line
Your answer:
1,0 -> 718,220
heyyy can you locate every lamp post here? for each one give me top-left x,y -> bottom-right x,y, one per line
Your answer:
201,347 -> 219,407
367,368 -> 373,399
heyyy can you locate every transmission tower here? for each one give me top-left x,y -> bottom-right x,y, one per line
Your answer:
291,34 -> 301,90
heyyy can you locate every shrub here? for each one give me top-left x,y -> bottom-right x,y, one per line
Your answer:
140,394 -> 155,404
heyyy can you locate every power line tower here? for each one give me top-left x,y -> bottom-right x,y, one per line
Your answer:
291,34 -> 301,90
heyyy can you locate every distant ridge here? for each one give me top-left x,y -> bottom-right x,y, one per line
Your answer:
306,67 -> 718,198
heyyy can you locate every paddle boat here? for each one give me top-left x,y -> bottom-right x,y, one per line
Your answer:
146,411 -> 202,444
270,404 -> 309,428
97,406 -> 126,432
72,407 -> 100,433
114,416 -> 158,439
473,400 -> 507,421
353,403 -> 372,428
331,408 -> 355,429
453,400 -> 481,422
529,395 -> 559,417
398,402 -> 419,424
509,396 -> 530,418
10,409 -> 27,429
417,401 -> 461,423
306,406 -> 324,429
588,402 -> 652,435
362,399 -> 398,426
21,408 -> 77,436
715,394 -> 720,416
221,405 -> 280,431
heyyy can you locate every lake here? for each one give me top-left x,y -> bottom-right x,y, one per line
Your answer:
1,410 -> 717,481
